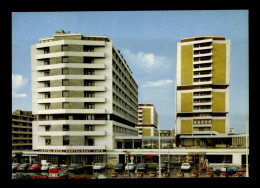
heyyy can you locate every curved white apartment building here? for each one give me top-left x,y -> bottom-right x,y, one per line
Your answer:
31,30 -> 138,164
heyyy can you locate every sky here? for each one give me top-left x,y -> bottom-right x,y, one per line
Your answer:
12,10 -> 249,133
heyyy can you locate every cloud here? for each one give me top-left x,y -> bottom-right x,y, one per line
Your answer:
122,49 -> 166,70
12,74 -> 28,98
142,79 -> 174,87
12,91 -> 27,98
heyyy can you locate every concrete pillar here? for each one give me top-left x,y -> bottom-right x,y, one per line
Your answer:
29,156 -> 32,164
232,153 -> 242,165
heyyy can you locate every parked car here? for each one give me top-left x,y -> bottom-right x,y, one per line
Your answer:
41,163 -> 50,171
12,173 -> 30,180
157,163 -> 167,172
114,163 -> 125,172
17,163 -> 30,172
125,163 -> 135,171
97,174 -> 107,179
59,164 -> 68,168
12,163 -> 20,172
28,163 -> 42,172
136,163 -> 146,172
181,163 -> 191,172
68,163 -> 84,172
213,165 -> 238,174
93,163 -> 106,171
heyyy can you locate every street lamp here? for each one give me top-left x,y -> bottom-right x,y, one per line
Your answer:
246,121 -> 249,177
158,123 -> 161,178
122,150 -> 131,178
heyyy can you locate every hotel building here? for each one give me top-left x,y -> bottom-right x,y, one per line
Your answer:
31,30 -> 138,164
175,36 -> 231,147
136,104 -> 158,136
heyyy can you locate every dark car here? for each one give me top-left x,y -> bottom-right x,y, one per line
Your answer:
68,164 -> 84,172
136,163 -> 146,172
12,173 -> 30,180
114,163 -> 125,172
17,163 -> 31,172
157,163 -> 167,172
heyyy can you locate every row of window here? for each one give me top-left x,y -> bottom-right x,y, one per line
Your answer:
43,79 -> 96,88
112,50 -> 138,91
113,104 -> 137,122
113,71 -> 138,103
113,93 -> 137,117
45,124 -> 95,131
43,114 -> 96,121
113,83 -> 138,112
193,106 -> 211,110
113,62 -> 138,96
113,125 -> 138,136
193,119 -> 212,125
45,136 -> 94,146
194,78 -> 212,82
44,102 -> 95,110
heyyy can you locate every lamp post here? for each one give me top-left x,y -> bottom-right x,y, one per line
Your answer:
123,150 -> 131,178
246,121 -> 249,177
158,123 -> 161,178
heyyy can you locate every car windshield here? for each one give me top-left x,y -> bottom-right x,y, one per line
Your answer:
12,164 -> 17,166
115,164 -> 122,167
138,164 -> 145,167
182,163 -> 189,166
70,164 -> 78,166
95,164 -> 102,166
32,164 -> 39,166
127,163 -> 134,166
20,164 -> 27,167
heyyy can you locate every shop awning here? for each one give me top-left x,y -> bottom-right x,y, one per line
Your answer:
128,154 -> 136,156
141,154 -> 158,157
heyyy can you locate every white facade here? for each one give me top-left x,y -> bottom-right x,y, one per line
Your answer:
31,31 -> 138,156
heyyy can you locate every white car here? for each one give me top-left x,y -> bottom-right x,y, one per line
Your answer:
125,163 -> 135,171
93,163 -> 106,171
41,163 -> 50,171
181,163 -> 191,171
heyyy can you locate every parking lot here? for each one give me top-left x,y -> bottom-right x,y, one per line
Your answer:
12,164 -> 247,179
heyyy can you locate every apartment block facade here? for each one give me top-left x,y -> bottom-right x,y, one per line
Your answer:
136,104 -> 158,136
31,30 -> 138,164
12,110 -> 35,150
175,36 -> 231,146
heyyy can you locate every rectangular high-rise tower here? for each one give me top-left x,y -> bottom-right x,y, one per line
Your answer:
175,36 -> 230,146
31,30 -> 138,164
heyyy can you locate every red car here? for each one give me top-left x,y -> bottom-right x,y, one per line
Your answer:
28,163 -> 42,171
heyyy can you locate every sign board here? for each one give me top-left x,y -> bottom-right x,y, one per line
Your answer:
39,149 -> 106,153
188,152 -> 206,156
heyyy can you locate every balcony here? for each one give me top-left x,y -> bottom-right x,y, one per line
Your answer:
37,86 -> 106,93
193,124 -> 212,128
37,145 -> 106,151
193,52 -> 212,58
36,40 -> 106,49
37,97 -> 106,103
37,120 -> 106,125
36,63 -> 105,71
37,74 -> 105,82
193,73 -> 212,79
38,131 -> 106,137
36,51 -> 105,60
193,102 -> 212,106
37,109 -> 106,114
